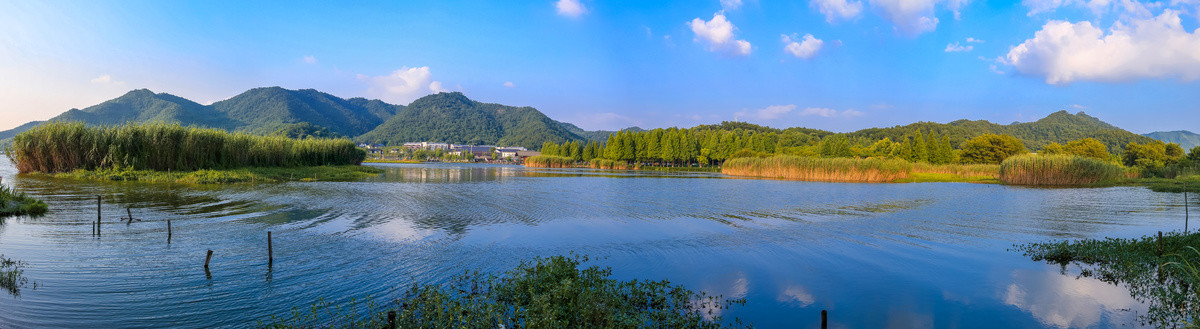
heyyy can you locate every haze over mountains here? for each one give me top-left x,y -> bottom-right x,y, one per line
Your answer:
0,87 -> 1182,152
1143,131 -> 1200,150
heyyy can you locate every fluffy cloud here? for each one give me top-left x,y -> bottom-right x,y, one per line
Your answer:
945,42 -> 973,52
359,66 -> 448,104
90,75 -> 125,86
302,55 -> 318,64
689,12 -> 753,56
812,0 -> 864,23
503,81 -> 516,88
870,0 -> 941,36
1022,0 -> 1153,17
1005,10 -> 1200,84
556,0 -> 587,17
782,34 -> 825,59
736,105 -> 863,120
721,0 -> 744,10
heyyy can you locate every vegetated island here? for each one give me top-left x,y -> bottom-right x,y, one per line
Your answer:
0,184 -> 47,218
526,127 -> 1200,190
1016,231 -> 1200,327
263,255 -> 747,328
5,122 -> 381,184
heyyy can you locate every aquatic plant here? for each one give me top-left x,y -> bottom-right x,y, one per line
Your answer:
999,154 -> 1125,186
523,155 -> 577,168
722,155 -> 911,183
0,255 -> 33,297
48,165 -> 382,184
262,255 -> 746,328
0,185 -> 47,218
5,122 -> 366,173
588,158 -> 633,170
1016,232 -> 1200,327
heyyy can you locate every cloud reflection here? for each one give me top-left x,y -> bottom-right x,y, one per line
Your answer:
1003,268 -> 1144,328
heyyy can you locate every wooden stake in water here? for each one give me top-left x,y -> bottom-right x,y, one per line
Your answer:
96,195 -> 101,237
126,207 -> 134,224
387,310 -> 396,328
1185,182 -> 1189,234
204,250 -> 213,270
167,220 -> 173,244
267,231 -> 273,266
821,310 -> 828,329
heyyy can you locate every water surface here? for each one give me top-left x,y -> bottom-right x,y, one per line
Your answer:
0,160 -> 1189,328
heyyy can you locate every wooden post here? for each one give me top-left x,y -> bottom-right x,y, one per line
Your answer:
96,196 -> 101,237
167,220 -> 173,244
1158,231 -> 1163,256
1186,182 -> 1189,234
267,231 -> 273,266
204,250 -> 213,270
821,310 -> 828,329
387,310 -> 396,328
126,207 -> 134,224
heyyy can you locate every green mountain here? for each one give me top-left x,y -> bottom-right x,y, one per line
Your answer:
558,122 -> 646,142
844,111 -> 1155,153
211,87 -> 400,137
1144,130 -> 1200,149
356,92 -> 583,148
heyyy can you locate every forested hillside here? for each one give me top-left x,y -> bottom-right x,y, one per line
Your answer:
844,111 -> 1153,153
1144,131 -> 1200,149
211,87 -> 400,137
355,92 -> 582,148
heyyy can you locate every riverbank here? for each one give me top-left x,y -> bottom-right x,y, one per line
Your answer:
1016,232 -> 1200,326
36,165 -> 383,184
363,159 -> 423,164
0,185 -> 47,218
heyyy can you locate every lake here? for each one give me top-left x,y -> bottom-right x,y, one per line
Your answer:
0,160 -> 1189,328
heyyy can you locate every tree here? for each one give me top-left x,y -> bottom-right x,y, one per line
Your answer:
1188,146 -> 1200,164
1041,142 -> 1065,155
1063,138 -> 1109,159
913,131 -> 929,163
1123,141 -> 1168,167
961,134 -> 1027,164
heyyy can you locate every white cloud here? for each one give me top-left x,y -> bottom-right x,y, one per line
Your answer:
966,37 -> 984,43
358,66 -> 447,104
1005,10 -> 1200,84
782,34 -> 825,59
722,0 -> 744,10
302,55 -> 318,64
90,75 -> 125,86
736,105 -> 863,120
689,12 -> 753,56
811,0 -> 865,23
870,0 -> 941,36
556,0 -> 587,17
503,81 -> 516,88
1022,0 -> 1153,17
945,42 -> 973,52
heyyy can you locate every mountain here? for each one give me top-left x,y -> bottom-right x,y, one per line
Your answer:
211,87 -> 400,137
844,111 -> 1155,153
1144,130 -> 1200,150
557,122 -> 646,142
356,92 -> 583,148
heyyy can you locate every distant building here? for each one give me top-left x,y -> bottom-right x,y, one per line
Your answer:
515,150 -> 541,159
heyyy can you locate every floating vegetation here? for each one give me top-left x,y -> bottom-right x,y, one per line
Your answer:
263,255 -> 747,328
999,154 -> 1126,186
0,255 -> 34,297
1015,232 -> 1200,327
46,165 -> 382,184
0,184 -> 47,218
722,156 -> 912,183
6,121 -> 365,174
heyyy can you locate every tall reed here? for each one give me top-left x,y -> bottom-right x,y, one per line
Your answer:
999,154 -> 1125,186
911,162 -> 1000,177
588,158 -> 633,170
722,155 -> 912,183
523,155 -> 577,168
5,122 -> 365,173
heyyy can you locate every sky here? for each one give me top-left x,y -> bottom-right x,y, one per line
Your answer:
1,0 -> 1198,133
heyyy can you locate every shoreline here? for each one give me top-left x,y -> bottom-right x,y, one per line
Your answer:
31,165 -> 383,184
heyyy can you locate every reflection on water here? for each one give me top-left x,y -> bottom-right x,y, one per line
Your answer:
0,161 -> 1187,328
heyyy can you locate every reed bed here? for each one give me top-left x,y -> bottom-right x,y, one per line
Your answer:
6,122 -> 365,173
911,163 -> 1000,177
999,154 -> 1125,186
523,155 -> 577,168
588,159 -> 633,170
722,156 -> 912,183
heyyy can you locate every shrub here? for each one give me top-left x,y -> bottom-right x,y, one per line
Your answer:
961,134 -> 1027,164
524,155 -> 576,168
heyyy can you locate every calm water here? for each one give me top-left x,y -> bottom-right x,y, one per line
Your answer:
0,160 -> 1190,328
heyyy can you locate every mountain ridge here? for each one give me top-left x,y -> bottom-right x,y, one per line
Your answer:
1144,130 -> 1200,150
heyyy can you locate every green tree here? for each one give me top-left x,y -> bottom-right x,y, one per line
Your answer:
961,134 -> 1027,164
1063,138 -> 1109,159
1041,142 -> 1065,155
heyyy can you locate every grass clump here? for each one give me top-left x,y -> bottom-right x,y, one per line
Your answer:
47,165 -> 382,184
1016,232 -> 1200,327
588,158 -> 633,170
6,122 -> 365,174
1,255 -> 34,297
722,155 -> 911,183
524,155 -> 577,168
0,185 -> 47,218
999,154 -> 1126,186
263,255 -> 746,328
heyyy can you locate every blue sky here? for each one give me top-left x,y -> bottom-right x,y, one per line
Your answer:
1,0 -> 1198,133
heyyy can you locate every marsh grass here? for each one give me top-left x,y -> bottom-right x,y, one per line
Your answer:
0,255 -> 33,297
6,122 -> 365,174
999,154 -> 1126,186
524,155 -> 577,168
262,255 -> 746,328
1016,232 -> 1200,327
588,158 -> 633,170
46,165 -> 382,184
722,156 -> 911,183
0,185 -> 47,218
911,163 -> 999,177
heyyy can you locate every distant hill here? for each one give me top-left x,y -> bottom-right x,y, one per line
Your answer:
356,92 -> 583,148
1144,130 -> 1200,150
844,111 -> 1155,153
558,122 -> 646,142
211,87 -> 400,137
